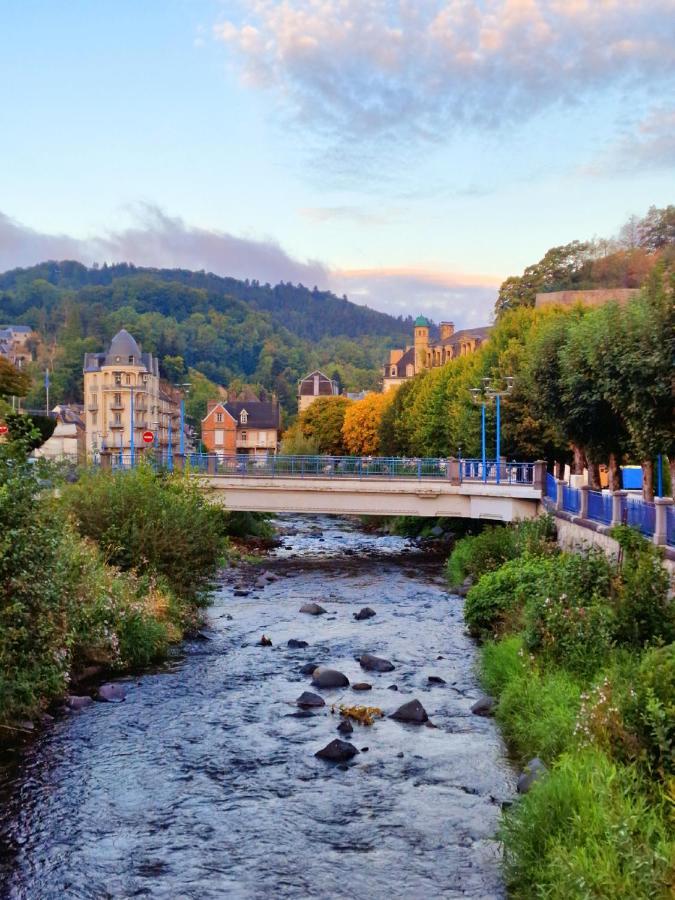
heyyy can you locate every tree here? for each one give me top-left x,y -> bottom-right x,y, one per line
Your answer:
342,392 -> 391,455
0,358 -> 31,399
297,396 -> 351,455
495,242 -> 592,316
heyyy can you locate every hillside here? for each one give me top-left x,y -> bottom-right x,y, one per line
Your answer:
0,261 -> 413,414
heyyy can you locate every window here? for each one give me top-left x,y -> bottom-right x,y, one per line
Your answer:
216,412 -> 223,423
240,430 -> 247,443
240,410 -> 248,424
90,393 -> 97,407
114,373 -> 122,385
214,429 -> 224,446
114,413 -> 121,424
91,412 -> 97,426
258,431 -> 266,445
390,366 -> 397,377
125,374 -> 131,384
406,364 -> 414,377
128,355 -> 134,364
114,393 -> 121,405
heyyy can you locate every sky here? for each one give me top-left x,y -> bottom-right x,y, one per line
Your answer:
0,0 -> 673,326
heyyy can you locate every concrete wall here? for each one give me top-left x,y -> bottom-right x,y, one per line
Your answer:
535,288 -> 640,309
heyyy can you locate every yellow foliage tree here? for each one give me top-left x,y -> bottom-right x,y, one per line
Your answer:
342,392 -> 393,455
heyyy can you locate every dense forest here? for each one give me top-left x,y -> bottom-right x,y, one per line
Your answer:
0,261 -> 413,417
496,205 -> 675,315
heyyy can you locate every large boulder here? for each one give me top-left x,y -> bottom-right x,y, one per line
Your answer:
360,653 -> 395,673
312,668 -> 350,689
428,675 -> 446,685
315,739 -> 359,762
300,602 -> 327,616
389,699 -> 429,724
299,661 -> 321,676
296,691 -> 325,708
517,758 -> 548,794
288,639 -> 309,649
67,695 -> 94,711
354,607 -> 376,621
97,683 -> 127,703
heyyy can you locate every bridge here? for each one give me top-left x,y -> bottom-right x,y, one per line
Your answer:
101,453 -> 546,520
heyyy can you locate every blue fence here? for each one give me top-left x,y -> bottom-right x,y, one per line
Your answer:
622,495 -> 656,537
103,452 -> 536,485
562,484 -> 580,514
546,472 -> 557,501
667,505 -> 675,547
587,489 -> 612,525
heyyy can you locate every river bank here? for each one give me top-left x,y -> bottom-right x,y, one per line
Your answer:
0,514 -> 514,899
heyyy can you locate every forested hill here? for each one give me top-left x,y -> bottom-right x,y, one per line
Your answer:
0,261 -> 412,414
0,260 -> 412,343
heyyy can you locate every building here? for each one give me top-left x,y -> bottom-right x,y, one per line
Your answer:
297,370 -> 339,412
33,405 -> 86,463
83,329 -> 180,457
535,288 -> 640,309
382,316 -> 492,392
202,399 -> 280,456
0,325 -> 34,367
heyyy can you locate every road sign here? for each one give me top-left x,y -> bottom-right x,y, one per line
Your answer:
142,431 -> 154,444
0,424 -> 8,435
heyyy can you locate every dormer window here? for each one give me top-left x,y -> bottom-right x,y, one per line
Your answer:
128,355 -> 134,364
240,410 -> 248,424
390,366 -> 397,377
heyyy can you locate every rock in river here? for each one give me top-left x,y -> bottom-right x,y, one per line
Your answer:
352,682 -> 372,692
296,691 -> 325,709
312,668 -> 350,689
471,696 -> 495,717
67,695 -> 94,711
517,757 -> 548,794
299,661 -> 320,676
428,675 -> 446,685
354,607 -> 376,620
299,602 -> 327,616
337,719 -> 354,735
97,683 -> 127,703
360,653 -> 395,673
389,699 -> 429,724
315,739 -> 359,763
288,639 -> 309,649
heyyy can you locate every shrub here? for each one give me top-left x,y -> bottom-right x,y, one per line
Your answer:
464,555 -> 554,638
446,515 -> 556,587
612,526 -> 674,648
501,750 -> 674,899
63,465 -> 227,604
524,550 -> 616,676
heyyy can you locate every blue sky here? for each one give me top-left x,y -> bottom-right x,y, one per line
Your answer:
1,0 -> 673,324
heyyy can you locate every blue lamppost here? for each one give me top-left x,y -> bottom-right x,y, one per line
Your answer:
130,385 -> 135,468
167,414 -> 173,471
657,453 -> 663,498
470,377 -> 514,484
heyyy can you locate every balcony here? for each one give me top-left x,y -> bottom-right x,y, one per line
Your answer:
87,403 -> 98,413
110,422 -> 124,430
110,401 -> 125,411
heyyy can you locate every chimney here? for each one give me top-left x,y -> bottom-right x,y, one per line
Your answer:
389,348 -> 404,365
440,322 -> 455,340
206,399 -> 220,414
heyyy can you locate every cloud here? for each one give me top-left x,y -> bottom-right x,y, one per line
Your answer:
299,205 -> 399,224
214,0 -> 675,150
585,105 -> 675,174
0,207 -> 499,327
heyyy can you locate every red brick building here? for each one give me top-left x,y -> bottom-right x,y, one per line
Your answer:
201,400 -> 280,456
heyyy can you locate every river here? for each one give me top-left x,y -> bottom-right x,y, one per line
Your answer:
0,515 -> 514,899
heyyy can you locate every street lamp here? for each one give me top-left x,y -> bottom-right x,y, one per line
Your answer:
470,377 -> 514,484
177,382 -> 191,456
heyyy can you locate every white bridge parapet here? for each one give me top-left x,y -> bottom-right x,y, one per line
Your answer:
198,474 -> 543,521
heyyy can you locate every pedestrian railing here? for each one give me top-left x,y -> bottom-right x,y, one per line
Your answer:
587,489 -> 612,525
667,505 -> 675,547
100,452 -> 537,485
622,495 -> 656,537
562,483 -> 580,514
546,472 -> 557,502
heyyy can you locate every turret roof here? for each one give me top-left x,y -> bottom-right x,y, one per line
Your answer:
414,315 -> 430,327
105,329 -> 142,364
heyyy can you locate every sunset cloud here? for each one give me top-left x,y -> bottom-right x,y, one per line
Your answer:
0,208 -> 499,326
214,0 -> 675,147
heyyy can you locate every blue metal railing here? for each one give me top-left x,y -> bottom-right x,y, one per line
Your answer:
667,505 -> 675,547
587,490 -> 612,525
622,495 -> 656,537
562,483 -> 580,514
546,472 -> 557,501
101,453 -> 537,485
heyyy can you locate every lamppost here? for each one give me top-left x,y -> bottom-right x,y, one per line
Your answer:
470,376 -> 514,484
177,382 -> 191,456
130,384 -> 135,468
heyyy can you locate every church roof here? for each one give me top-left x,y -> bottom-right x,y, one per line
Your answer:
414,315 -> 430,327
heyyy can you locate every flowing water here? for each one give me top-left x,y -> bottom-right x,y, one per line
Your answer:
0,515 -> 514,899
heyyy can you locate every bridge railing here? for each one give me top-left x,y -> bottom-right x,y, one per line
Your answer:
98,452 -> 538,485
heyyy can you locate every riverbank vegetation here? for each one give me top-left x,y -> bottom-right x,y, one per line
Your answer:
447,519 -> 674,897
0,426 -> 230,732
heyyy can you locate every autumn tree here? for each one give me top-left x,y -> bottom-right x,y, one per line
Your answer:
342,392 -> 392,455
297,396 -> 351,455
0,358 -> 31,399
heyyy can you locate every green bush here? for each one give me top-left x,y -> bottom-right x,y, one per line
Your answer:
63,465 -> 227,604
612,526 -> 674,648
501,750 -> 673,899
446,515 -> 556,587
479,635 -> 526,696
524,551 -> 616,676
465,555 -> 555,638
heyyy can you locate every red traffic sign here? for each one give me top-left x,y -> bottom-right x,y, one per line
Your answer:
0,424 -> 8,435
142,430 -> 155,444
